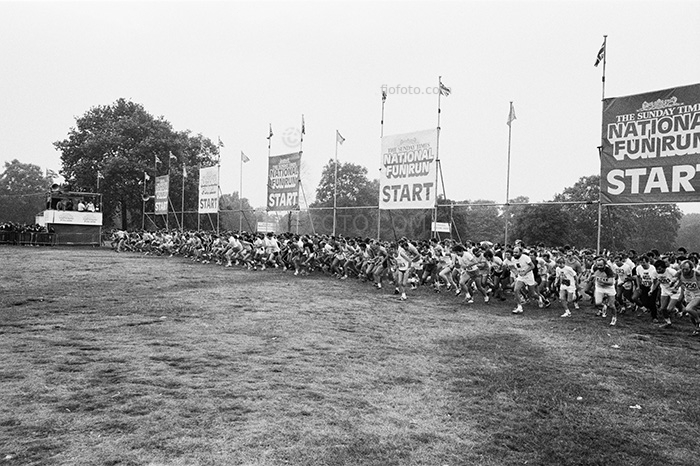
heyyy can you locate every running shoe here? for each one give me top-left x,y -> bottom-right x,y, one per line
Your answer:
484,295 -> 490,304
610,316 -> 617,326
659,321 -> 672,329
512,307 -> 523,314
560,310 -> 571,318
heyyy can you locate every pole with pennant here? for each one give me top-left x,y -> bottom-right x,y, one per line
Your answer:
239,151 -> 249,232
266,124 -> 273,233
433,77 -> 450,239
333,130 -> 345,236
168,151 -> 176,231
505,101 -> 516,245
595,35 -> 607,254
142,171 -> 150,229
217,137 -> 224,235
146,154 -> 160,230
267,124 -> 273,158
297,115 -> 305,234
378,90 -> 387,240
181,164 -> 187,232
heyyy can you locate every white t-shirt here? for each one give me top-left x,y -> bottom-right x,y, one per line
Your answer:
657,268 -> 680,297
506,254 -> 535,284
556,265 -> 577,292
612,262 -> 634,288
635,264 -> 658,288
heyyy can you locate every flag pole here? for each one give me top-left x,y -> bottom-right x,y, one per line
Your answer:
217,142 -> 221,236
197,162 -> 201,232
333,130 -> 339,237
239,152 -> 244,232
142,171 -> 147,230
433,76 -> 443,239
165,163 -> 169,231
505,101 -> 514,245
181,164 -> 185,232
268,124 -> 272,157
596,35 -> 607,254
267,124 -> 273,234
378,90 -> 386,240
297,115 -> 304,234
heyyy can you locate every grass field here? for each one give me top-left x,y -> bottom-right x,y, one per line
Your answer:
1,246 -> 699,466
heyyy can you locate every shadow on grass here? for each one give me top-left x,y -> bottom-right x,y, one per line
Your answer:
439,333 -> 677,466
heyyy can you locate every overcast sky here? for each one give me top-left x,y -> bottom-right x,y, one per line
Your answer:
2,0 -> 699,212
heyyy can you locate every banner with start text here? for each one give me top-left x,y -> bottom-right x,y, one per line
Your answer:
155,175 -> 169,215
380,129 -> 437,210
198,166 -> 219,213
267,152 -> 301,211
601,83 -> 700,204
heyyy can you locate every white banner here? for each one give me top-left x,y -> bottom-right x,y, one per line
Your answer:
380,129 -> 438,210
43,210 -> 103,226
257,222 -> 276,232
267,152 -> 301,211
431,222 -> 450,233
198,166 -> 219,214
155,175 -> 169,215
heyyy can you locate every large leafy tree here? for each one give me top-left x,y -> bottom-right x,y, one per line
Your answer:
311,159 -> 380,237
552,175 -> 604,248
54,99 -> 218,229
313,159 -> 379,208
443,199 -> 504,244
219,191 -> 255,232
624,204 -> 682,253
504,195 -> 530,246
676,214 -> 700,253
552,175 -> 682,252
0,160 -> 52,224
511,203 -> 572,247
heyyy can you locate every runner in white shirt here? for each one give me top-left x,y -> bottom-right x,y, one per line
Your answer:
591,257 -> 618,325
484,249 -> 506,301
677,260 -> 700,336
653,259 -> 680,329
504,247 -> 547,314
554,257 -> 577,317
611,254 -> 635,312
633,255 -> 659,321
391,244 -> 412,301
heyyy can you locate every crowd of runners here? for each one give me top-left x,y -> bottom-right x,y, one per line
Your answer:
107,228 -> 700,336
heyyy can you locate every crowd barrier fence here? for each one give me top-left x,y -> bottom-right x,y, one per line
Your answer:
0,231 -> 56,246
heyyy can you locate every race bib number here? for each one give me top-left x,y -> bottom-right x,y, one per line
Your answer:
596,277 -> 613,286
